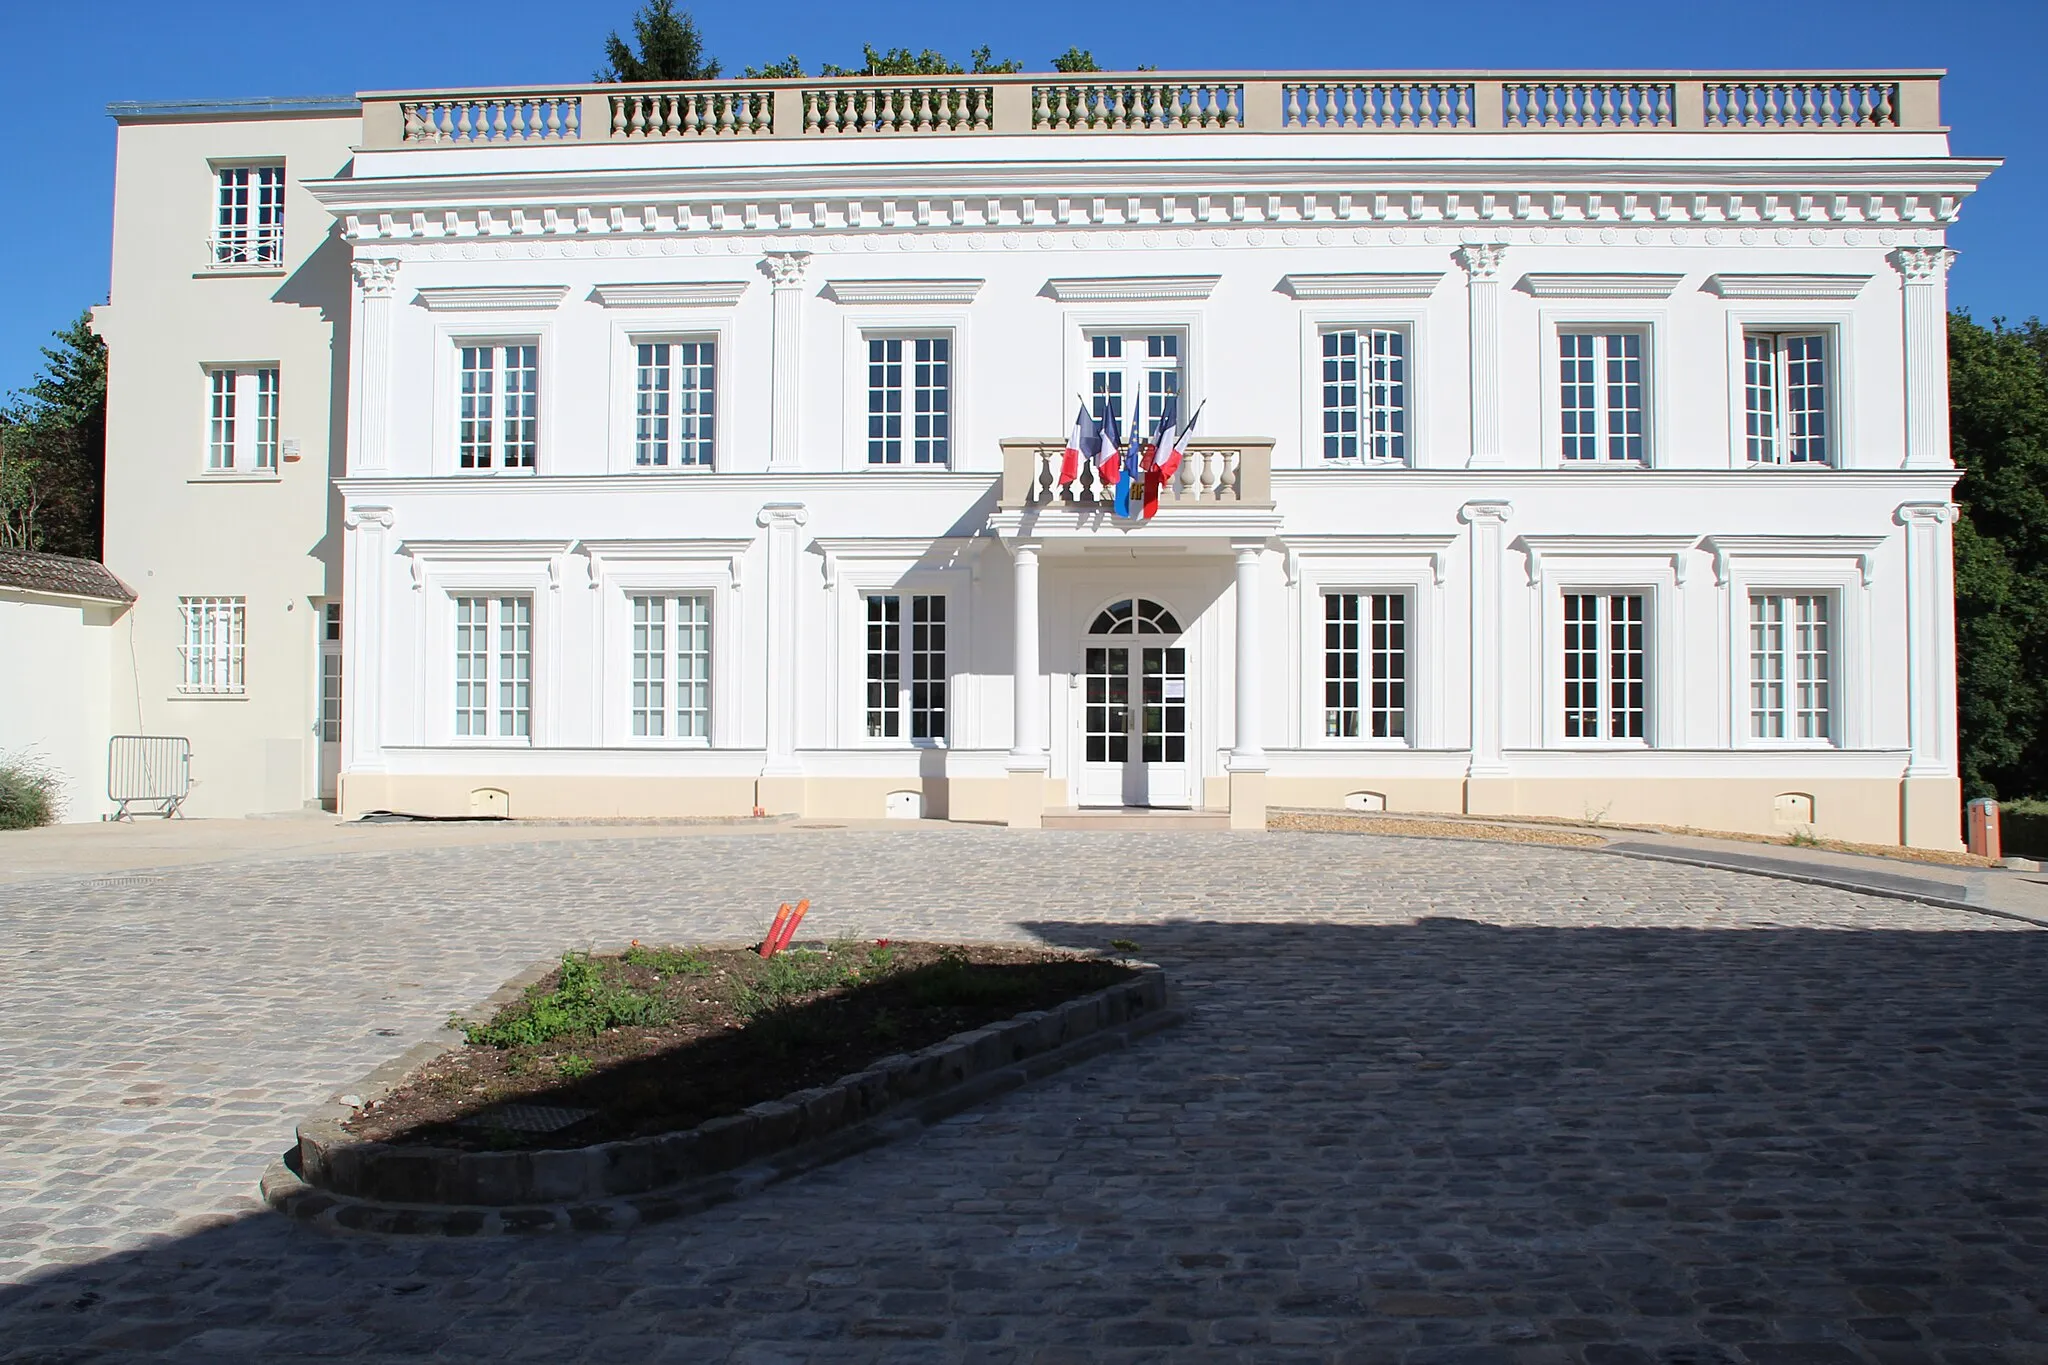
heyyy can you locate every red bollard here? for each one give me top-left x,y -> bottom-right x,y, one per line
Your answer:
759,903 -> 793,957
1967,798 -> 2001,860
771,899 -> 812,954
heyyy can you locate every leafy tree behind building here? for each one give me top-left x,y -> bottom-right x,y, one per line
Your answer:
0,311 -> 105,558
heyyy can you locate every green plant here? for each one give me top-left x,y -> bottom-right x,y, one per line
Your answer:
621,942 -> 709,976
1109,938 -> 1141,952
0,755 -> 61,830
735,948 -> 861,1018
902,954 -> 1037,1009
557,1053 -> 593,1080
461,952 -> 668,1048
1788,828 -> 1822,848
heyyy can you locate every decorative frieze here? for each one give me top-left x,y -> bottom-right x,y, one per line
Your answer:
822,279 -> 985,305
412,285 -> 570,312
1705,273 -> 1872,299
1518,272 -> 1684,298
590,280 -> 750,307
1279,272 -> 1443,299
1042,275 -> 1219,302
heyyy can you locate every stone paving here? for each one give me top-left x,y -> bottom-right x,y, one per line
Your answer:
0,825 -> 2044,1363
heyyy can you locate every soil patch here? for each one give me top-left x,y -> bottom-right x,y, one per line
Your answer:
348,941 -> 1134,1151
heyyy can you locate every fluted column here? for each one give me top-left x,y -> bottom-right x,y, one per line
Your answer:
349,258 -> 401,473
1456,243 -> 1507,470
1006,541 -> 1046,828
1228,541 -> 1269,831
1898,500 -> 1962,849
757,503 -> 809,812
340,505 -> 393,803
764,252 -> 810,469
1894,247 -> 1957,470
1461,499 -> 1514,811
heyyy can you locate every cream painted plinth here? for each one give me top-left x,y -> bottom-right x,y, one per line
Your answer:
1007,769 -> 1046,829
1901,775 -> 1965,851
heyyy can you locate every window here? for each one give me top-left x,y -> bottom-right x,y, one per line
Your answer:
867,337 -> 950,465
178,597 -> 246,694
864,594 -> 946,740
1745,332 -> 1830,466
1559,330 -> 1645,463
454,596 -> 531,739
630,594 -> 711,739
1321,329 -> 1407,463
1562,593 -> 1645,740
459,344 -> 539,471
634,341 -> 715,468
1750,594 -> 1831,741
319,604 -> 342,743
213,165 -> 285,267
1088,332 -> 1183,443
205,367 -> 280,472
1325,593 -> 1407,739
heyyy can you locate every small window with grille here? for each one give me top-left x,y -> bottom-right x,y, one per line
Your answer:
178,597 -> 246,694
212,164 -> 285,267
204,366 -> 280,473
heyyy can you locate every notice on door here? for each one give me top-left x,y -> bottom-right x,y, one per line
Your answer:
1163,679 -> 1186,699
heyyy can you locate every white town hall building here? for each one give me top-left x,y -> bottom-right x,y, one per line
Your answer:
89,71 -> 1993,846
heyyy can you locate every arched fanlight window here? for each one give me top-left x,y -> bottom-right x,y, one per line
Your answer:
1088,598 -> 1181,635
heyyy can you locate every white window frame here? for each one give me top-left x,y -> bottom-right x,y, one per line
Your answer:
434,324 -> 556,477
1746,591 -> 1836,745
1557,590 -> 1650,744
1742,332 -> 1833,467
1287,542 -> 1448,751
839,312 -> 971,472
1317,327 -> 1410,466
202,365 -> 281,475
1722,311 -> 1853,470
859,333 -> 954,468
319,604 -> 342,744
858,590 -> 949,744
1523,541 -> 1686,749
1320,590 -> 1412,741
1294,310 -> 1429,471
1537,308 -> 1667,471
1709,539 -> 1873,749
606,316 -> 734,474
581,543 -> 744,749
627,592 -> 714,740
451,594 -> 533,743
177,596 -> 247,695
1082,327 -> 1190,451
1061,310 -> 1203,465
405,548 -> 559,747
209,162 -> 285,270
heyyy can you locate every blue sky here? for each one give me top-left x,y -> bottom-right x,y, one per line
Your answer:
1,0 -> 2039,393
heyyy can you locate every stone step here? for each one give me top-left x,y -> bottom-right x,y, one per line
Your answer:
1041,807 -> 1232,831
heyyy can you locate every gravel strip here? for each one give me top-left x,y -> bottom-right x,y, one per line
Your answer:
1268,810 -> 1607,847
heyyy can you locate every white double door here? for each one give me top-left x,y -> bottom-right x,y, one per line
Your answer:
1076,642 -> 1192,808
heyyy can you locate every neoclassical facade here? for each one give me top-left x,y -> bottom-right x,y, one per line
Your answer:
99,73 -> 1993,845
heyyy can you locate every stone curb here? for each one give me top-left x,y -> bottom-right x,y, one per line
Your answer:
1600,846 -> 2048,928
263,963 -> 1175,1234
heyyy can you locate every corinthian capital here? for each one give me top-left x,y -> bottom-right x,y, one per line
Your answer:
351,257 -> 402,299
1890,246 -> 1957,283
1455,243 -> 1508,281
761,251 -> 812,289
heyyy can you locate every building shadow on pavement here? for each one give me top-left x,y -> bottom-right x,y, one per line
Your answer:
2,915 -> 2045,1363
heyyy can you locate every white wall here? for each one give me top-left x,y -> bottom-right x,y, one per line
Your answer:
0,592 -> 119,822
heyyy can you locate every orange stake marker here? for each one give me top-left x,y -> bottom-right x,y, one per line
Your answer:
772,898 -> 812,954
759,902 -> 793,957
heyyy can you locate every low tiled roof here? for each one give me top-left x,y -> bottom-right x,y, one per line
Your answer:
0,549 -> 135,604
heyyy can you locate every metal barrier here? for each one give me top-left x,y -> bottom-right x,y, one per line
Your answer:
107,736 -> 191,820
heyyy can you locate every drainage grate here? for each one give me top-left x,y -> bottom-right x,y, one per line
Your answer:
458,1103 -> 597,1134
83,877 -> 157,891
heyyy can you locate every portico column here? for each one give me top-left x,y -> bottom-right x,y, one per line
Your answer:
1006,540 -> 1047,828
1898,501 -> 1963,850
1894,247 -> 1958,470
348,257 -> 401,473
764,252 -> 810,469
340,505 -> 393,810
1228,540 -> 1269,832
757,502 -> 809,814
1461,499 -> 1514,813
1456,243 -> 1508,470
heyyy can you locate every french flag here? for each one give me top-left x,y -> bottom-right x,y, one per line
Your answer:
1093,404 -> 1124,487
1059,404 -> 1099,486
1142,400 -> 1201,521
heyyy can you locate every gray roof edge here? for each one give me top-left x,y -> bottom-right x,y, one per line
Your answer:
107,95 -> 361,122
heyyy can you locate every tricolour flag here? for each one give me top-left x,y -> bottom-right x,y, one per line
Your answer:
1138,397 -> 1175,521
1112,417 -> 1143,518
1093,404 -> 1124,486
1059,404 -> 1098,486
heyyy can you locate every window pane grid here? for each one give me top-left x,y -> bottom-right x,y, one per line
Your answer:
635,341 -> 715,468
1322,329 -> 1407,464
1563,593 -> 1645,740
910,595 -> 946,741
497,597 -> 531,738
868,337 -> 950,467
454,596 -> 531,740
865,595 -> 901,737
178,597 -> 245,694
319,652 -> 342,743
459,345 -> 539,471
254,368 -> 280,469
1560,332 -> 1644,463
1746,333 -> 1830,465
1323,593 -> 1408,739
208,370 -> 236,470
214,165 -> 284,265
1750,594 -> 1831,740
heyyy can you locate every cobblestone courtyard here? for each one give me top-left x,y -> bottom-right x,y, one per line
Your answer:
0,825 -> 2044,1363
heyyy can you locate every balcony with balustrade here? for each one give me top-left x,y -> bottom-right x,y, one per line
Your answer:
358,71 -> 1943,148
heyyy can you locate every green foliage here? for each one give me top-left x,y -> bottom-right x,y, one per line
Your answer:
462,952 -> 667,1047
744,55 -> 806,79
902,952 -> 1037,1008
2,311 -> 106,557
1050,47 -> 1100,73
0,756 -> 61,830
1950,312 -> 2048,798
597,0 -> 720,82
621,942 -> 710,976
735,949 -> 861,1018
556,1053 -> 593,1080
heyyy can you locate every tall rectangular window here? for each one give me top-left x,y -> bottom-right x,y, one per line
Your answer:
1324,593 -> 1407,739
1321,329 -> 1407,463
178,597 -> 246,694
1559,331 -> 1645,463
1562,593 -> 1646,740
213,165 -> 285,266
1089,331 -> 1186,444
630,594 -> 711,739
205,367 -> 280,472
864,593 -> 947,741
1750,594 -> 1832,740
867,337 -> 949,465
454,596 -> 531,739
319,603 -> 342,744
459,344 -> 539,471
634,341 -> 715,468
1745,332 -> 1831,466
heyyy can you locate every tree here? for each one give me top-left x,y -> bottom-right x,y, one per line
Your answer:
597,0 -> 720,83
813,44 -> 1022,77
1949,311 -> 2048,798
0,311 -> 105,558
1051,47 -> 1101,73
